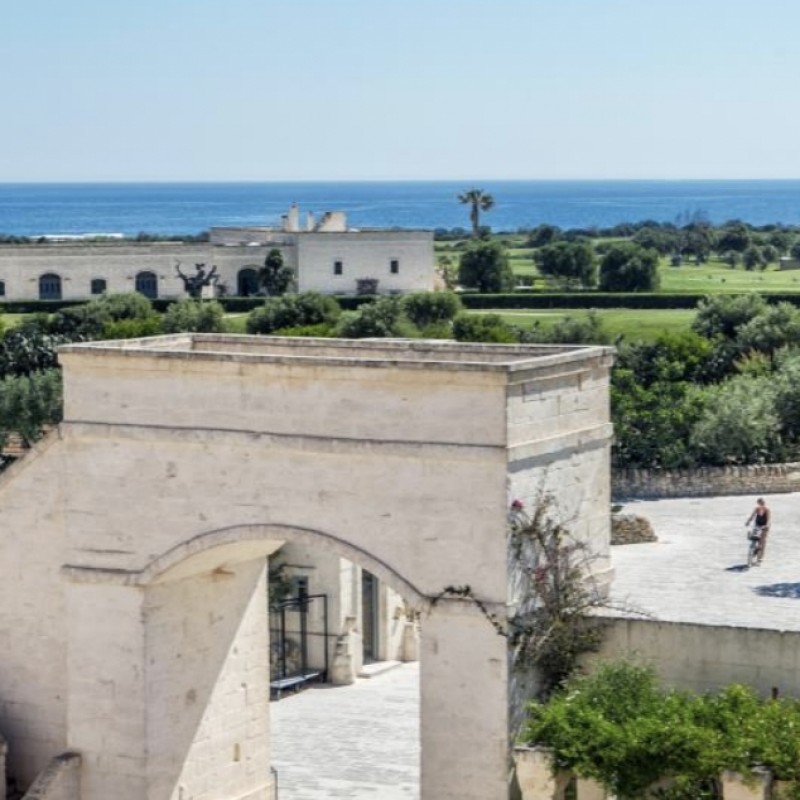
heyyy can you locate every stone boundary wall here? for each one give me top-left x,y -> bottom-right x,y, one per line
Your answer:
21,753 -> 80,800
588,617 -> 800,698
612,462 -> 800,500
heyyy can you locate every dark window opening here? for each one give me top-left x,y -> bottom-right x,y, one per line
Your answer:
390,259 -> 399,274
39,273 -> 62,300
0,280 -> 6,297
333,260 -> 343,276
91,278 -> 107,295
135,271 -> 158,299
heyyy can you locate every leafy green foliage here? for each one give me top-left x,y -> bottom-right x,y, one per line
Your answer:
599,243 -> 660,292
0,369 -> 62,448
452,312 -> 518,343
259,248 -> 294,296
690,374 -> 781,465
49,292 -> 159,338
246,292 -> 341,334
521,310 -> 611,345
692,293 -> 767,340
0,322 -> 67,378
458,242 -> 515,293
401,291 -> 463,328
163,299 -> 226,333
336,297 -> 417,338
523,663 -> 800,799
535,241 -> 598,288
101,317 -> 164,339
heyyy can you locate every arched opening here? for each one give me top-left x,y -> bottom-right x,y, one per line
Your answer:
237,267 -> 260,297
135,270 -> 158,299
90,278 -> 107,295
38,273 -> 62,300
96,523 -> 422,799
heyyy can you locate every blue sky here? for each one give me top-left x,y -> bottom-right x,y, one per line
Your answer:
2,0 -> 798,181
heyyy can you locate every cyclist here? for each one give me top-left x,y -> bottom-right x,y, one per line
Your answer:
746,497 -> 771,565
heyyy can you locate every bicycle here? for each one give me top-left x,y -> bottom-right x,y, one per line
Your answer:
746,525 -> 764,567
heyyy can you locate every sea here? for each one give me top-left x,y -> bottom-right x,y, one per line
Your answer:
3,180 -> 800,237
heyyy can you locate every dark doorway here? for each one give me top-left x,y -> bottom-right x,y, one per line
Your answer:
361,570 -> 379,664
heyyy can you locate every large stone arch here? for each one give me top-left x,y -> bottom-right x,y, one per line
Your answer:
65,522 -> 427,606
0,334 -> 614,799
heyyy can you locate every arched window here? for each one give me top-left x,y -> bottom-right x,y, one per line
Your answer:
39,273 -> 62,300
91,278 -> 107,295
135,271 -> 158,300
237,268 -> 259,297
0,280 -> 6,297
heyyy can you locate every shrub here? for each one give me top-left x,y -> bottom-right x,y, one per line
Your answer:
101,317 -> 164,339
0,368 -> 63,448
246,292 -> 341,334
335,297 -> 417,338
452,313 -> 518,343
163,299 -> 226,333
401,291 -> 463,328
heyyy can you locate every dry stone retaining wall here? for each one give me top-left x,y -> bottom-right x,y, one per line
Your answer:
612,463 -> 800,500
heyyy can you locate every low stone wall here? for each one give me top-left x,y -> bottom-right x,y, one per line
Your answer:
588,617 -> 800,698
21,753 -> 80,800
612,462 -> 800,500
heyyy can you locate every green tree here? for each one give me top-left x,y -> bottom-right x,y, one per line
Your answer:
535,241 -> 597,288
336,297 -> 417,338
735,301 -> 800,360
452,313 -> 517,343
692,293 -> 767,341
458,242 -> 514,293
259,248 -> 294,296
246,292 -> 341,334
690,374 -> 780,465
457,188 -> 495,238
717,221 -> 752,253
163,299 -> 226,333
401,291 -> 463,329
0,369 -> 63,448
598,243 -> 660,292
743,245 -> 764,271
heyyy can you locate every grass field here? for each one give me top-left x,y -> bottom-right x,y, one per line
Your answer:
471,308 -> 697,342
437,239 -> 800,294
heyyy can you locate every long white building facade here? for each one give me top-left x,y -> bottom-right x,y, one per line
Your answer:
0,204 -> 435,301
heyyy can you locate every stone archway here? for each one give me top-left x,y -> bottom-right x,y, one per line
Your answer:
0,335 -> 613,799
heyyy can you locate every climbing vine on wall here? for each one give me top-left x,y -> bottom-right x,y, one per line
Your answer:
432,495 -> 634,698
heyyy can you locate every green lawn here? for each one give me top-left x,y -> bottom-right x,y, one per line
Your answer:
471,308 -> 697,342
657,258 -> 800,293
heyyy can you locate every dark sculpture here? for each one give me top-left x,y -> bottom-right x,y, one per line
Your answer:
175,262 -> 218,299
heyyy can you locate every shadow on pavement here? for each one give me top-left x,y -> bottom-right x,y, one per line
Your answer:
754,583 -> 800,599
725,564 -> 750,573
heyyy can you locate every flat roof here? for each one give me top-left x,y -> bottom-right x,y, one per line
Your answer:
59,334 -> 613,374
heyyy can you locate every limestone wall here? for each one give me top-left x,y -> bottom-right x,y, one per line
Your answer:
613,463 -> 800,500
0,229 -> 434,300
20,753 -> 80,800
296,231 -> 435,295
0,434 -> 69,787
589,617 -> 800,698
0,242 -> 298,301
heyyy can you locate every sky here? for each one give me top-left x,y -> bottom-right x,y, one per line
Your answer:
2,0 -> 800,182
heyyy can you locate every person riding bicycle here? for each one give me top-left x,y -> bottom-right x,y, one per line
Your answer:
746,497 -> 771,565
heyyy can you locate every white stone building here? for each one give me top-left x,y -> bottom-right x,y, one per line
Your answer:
0,204 -> 435,301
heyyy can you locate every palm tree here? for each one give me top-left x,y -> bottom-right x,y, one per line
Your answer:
458,188 -> 495,238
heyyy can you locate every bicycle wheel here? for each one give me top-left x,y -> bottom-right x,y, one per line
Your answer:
747,537 -> 759,567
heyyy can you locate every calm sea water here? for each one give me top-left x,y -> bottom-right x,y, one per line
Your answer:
2,181 -> 800,237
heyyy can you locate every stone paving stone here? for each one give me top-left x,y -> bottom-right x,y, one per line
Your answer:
610,491 -> 800,630
270,663 -> 420,799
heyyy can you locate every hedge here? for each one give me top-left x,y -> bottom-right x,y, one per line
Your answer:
460,292 -> 800,310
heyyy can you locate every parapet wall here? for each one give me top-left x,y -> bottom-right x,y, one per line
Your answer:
612,462 -> 800,500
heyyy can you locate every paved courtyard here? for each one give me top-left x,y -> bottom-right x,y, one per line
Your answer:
270,663 -> 420,800
610,491 -> 800,630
